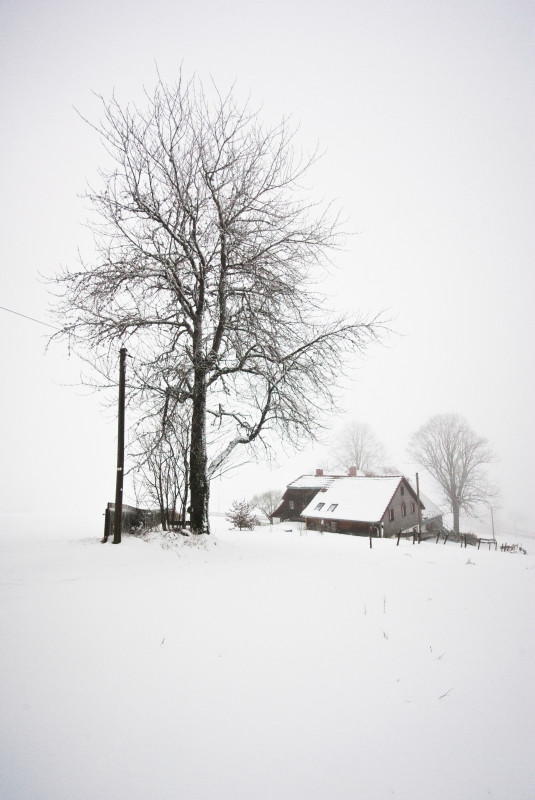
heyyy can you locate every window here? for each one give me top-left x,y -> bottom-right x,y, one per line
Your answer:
289,500 -> 295,510
401,502 -> 407,517
327,503 -> 338,512
400,485 -> 405,496
411,502 -> 416,514
315,502 -> 325,511
388,508 -> 394,522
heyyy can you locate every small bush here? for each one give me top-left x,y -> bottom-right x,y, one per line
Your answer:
226,500 -> 259,530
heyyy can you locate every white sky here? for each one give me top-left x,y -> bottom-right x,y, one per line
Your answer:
1,0 -> 533,534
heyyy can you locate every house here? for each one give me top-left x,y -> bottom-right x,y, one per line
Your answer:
271,467 -> 364,522
300,474 -> 424,537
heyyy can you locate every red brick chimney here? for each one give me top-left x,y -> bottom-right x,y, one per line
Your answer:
348,466 -> 357,477
315,468 -> 324,477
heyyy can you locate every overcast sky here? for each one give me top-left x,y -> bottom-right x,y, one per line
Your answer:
1,0 -> 533,535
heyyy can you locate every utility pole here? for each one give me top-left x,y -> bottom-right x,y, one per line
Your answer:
416,472 -> 422,542
113,347 -> 127,544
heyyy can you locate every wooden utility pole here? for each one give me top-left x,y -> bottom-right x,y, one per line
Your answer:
416,472 -> 422,542
113,347 -> 127,544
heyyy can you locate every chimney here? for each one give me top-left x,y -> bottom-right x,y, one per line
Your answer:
315,468 -> 324,477
348,466 -> 357,477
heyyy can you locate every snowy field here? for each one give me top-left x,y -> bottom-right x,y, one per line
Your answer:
1,513 -> 534,800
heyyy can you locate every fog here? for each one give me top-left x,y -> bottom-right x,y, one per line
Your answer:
1,0 -> 533,536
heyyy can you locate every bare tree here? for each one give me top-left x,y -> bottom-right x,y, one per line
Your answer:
51,72 -> 381,534
409,413 -> 495,534
131,401 -> 190,530
334,421 -> 386,473
251,489 -> 282,521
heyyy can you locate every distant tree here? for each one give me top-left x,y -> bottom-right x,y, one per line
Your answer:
334,421 -> 386,473
409,413 -> 495,534
251,489 -> 282,521
226,500 -> 259,530
51,71 -> 382,535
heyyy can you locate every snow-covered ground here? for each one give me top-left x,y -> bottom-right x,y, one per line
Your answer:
1,513 -> 534,800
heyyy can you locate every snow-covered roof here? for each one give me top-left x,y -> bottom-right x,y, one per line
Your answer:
301,476 -> 404,523
287,474 -> 341,490
419,491 -> 444,521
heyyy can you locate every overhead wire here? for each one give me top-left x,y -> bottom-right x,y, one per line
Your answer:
0,304 -> 59,330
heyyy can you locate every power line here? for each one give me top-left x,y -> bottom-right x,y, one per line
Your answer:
0,304 -> 59,330
0,304 -> 131,363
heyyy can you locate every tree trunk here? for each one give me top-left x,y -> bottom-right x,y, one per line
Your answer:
157,471 -> 168,530
181,462 -> 189,527
189,364 -> 210,534
161,505 -> 168,531
452,502 -> 460,535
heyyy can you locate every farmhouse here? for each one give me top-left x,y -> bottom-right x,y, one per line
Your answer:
271,468 -> 443,538
301,474 -> 423,536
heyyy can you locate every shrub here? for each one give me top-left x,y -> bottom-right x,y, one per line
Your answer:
226,500 -> 259,531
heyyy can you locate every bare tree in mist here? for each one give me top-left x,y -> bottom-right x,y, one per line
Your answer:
334,421 -> 387,473
251,489 -> 283,520
409,413 -> 495,534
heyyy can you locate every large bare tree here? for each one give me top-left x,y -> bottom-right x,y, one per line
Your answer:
334,421 -> 387,473
409,413 -> 495,534
51,73 -> 381,534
